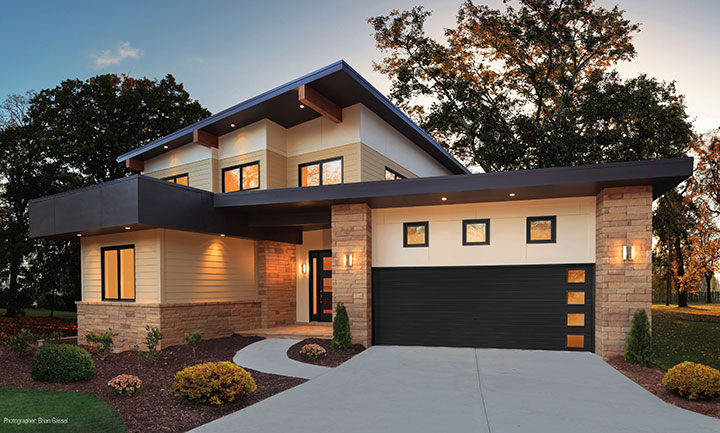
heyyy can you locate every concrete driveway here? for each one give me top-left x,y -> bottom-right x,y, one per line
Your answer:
192,346 -> 720,433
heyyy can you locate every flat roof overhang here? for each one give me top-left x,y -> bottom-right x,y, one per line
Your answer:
115,60 -> 469,175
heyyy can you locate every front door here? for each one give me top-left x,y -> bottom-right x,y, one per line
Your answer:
309,250 -> 333,322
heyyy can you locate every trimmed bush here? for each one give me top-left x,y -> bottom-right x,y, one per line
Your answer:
662,361 -> 720,400
108,374 -> 142,396
174,361 -> 257,405
625,309 -> 652,367
332,303 -> 352,349
300,343 -> 327,359
86,329 -> 118,360
31,344 -> 95,382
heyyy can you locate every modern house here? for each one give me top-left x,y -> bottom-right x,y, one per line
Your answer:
29,61 -> 692,357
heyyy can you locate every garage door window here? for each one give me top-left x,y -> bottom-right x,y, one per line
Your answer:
526,216 -> 556,243
567,313 -> 585,326
568,269 -> 585,283
403,222 -> 428,247
567,334 -> 584,348
462,219 -> 490,245
567,291 -> 585,305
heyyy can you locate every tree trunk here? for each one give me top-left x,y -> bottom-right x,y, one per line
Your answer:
706,273 -> 714,304
675,240 -> 688,308
5,259 -> 21,317
665,273 -> 671,306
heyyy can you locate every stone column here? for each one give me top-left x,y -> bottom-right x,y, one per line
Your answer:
595,186 -> 653,357
331,203 -> 372,347
257,240 -> 296,328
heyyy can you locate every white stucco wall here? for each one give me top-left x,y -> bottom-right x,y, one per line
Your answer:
295,229 -> 332,323
372,197 -> 596,267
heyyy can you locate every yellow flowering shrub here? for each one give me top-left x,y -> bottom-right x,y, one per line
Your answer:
173,361 -> 257,405
662,361 -> 720,400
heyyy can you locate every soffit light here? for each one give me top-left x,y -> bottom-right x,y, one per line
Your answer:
509,193 -> 516,197
230,123 -> 236,128
441,197 -> 447,201
124,226 -> 131,230
76,233 -> 82,237
220,234 -> 226,237
299,104 -> 305,109
163,145 -> 169,149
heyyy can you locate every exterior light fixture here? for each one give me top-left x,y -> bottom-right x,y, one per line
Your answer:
345,253 -> 353,267
163,145 -> 169,149
622,245 -> 633,261
124,226 -> 131,230
220,234 -> 226,237
230,123 -> 236,128
301,263 -> 307,274
299,104 -> 305,109
441,197 -> 448,201
509,193 -> 516,197
76,233 -> 82,237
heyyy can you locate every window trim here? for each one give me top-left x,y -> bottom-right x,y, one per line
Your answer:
403,221 -> 429,248
526,216 -> 557,244
298,156 -> 344,187
101,245 -> 136,302
384,167 -> 406,180
162,173 -> 189,185
222,161 -> 261,193
462,219 -> 490,246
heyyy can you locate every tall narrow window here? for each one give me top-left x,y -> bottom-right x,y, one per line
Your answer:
463,219 -> 490,245
385,167 -> 405,180
222,161 -> 260,192
526,216 -> 557,243
163,173 -> 189,186
299,157 -> 343,187
403,222 -> 429,247
102,245 -> 135,301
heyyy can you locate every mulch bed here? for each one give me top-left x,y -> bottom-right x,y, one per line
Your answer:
287,338 -> 365,368
0,335 -> 307,433
606,355 -> 720,419
0,316 -> 77,338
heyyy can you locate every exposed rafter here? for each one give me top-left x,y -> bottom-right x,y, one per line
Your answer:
193,129 -> 219,148
298,84 -> 342,123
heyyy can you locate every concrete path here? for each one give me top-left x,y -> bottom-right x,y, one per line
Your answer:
233,338 -> 331,380
195,346 -> 720,433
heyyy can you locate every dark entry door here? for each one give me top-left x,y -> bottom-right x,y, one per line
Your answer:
309,250 -> 333,322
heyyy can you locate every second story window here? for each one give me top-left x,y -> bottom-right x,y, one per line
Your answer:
223,161 -> 260,193
385,167 -> 405,180
299,157 -> 343,187
163,173 -> 189,186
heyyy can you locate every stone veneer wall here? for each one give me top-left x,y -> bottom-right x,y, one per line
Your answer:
595,186 -> 653,357
77,300 -> 261,351
331,203 -> 372,347
257,240 -> 297,328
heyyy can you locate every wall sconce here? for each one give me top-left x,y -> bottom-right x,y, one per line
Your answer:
301,263 -> 307,274
345,253 -> 353,267
622,245 -> 633,261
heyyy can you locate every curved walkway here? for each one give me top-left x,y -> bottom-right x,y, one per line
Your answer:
233,338 -> 331,380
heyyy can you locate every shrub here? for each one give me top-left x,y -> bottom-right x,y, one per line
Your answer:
185,331 -> 202,357
140,325 -> 163,363
108,374 -> 142,396
625,309 -> 652,367
300,343 -> 327,359
332,303 -> 352,350
174,361 -> 257,405
662,361 -> 720,400
8,328 -> 38,356
41,331 -> 63,346
31,344 -> 95,382
85,329 -> 118,360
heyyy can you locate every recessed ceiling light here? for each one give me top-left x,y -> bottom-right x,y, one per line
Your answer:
220,234 -> 226,237
299,104 -> 305,109
124,226 -> 131,230
76,233 -> 82,237
509,193 -> 516,197
441,197 -> 447,201
163,145 -> 169,149
230,123 -> 236,128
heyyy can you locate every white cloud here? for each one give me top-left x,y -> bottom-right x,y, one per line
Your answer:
93,42 -> 142,68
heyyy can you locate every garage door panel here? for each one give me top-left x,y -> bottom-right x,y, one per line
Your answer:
372,264 -> 594,351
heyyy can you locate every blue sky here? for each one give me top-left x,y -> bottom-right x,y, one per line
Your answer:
1,0 -> 717,132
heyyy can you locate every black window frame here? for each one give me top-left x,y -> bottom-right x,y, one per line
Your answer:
384,167 -> 406,181
403,221 -> 429,248
298,156 -> 344,187
462,219 -> 490,246
526,216 -> 557,244
222,161 -> 261,193
162,173 -> 189,185
101,245 -> 136,302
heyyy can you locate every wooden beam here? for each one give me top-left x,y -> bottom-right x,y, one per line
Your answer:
125,158 -> 144,171
298,84 -> 342,123
193,129 -> 219,148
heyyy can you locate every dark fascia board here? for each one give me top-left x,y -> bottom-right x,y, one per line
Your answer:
214,157 -> 693,211
115,60 -> 469,175
29,175 -> 302,243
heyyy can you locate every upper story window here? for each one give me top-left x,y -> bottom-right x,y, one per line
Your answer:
385,167 -> 405,181
102,245 -> 135,301
299,157 -> 343,187
526,216 -> 557,244
223,161 -> 260,193
163,173 -> 189,186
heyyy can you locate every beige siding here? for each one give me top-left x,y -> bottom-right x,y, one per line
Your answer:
286,142 -> 361,187
144,159 -> 212,192
81,229 -> 162,303
161,230 -> 257,303
218,149 -> 266,191
360,143 -> 416,181
266,149 -> 287,189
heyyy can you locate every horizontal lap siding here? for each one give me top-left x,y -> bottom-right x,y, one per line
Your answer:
360,143 -> 416,181
162,230 -> 257,303
266,149 -> 287,190
144,159 -> 212,191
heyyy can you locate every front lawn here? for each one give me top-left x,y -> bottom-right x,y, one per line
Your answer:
652,304 -> 720,370
0,387 -> 126,432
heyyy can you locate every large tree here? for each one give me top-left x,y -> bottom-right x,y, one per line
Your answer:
369,0 -> 693,171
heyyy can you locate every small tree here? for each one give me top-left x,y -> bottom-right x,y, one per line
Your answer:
140,325 -> 163,363
185,331 -> 202,358
625,309 -> 652,367
331,303 -> 352,349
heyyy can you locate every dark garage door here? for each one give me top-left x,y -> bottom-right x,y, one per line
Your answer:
372,264 -> 594,351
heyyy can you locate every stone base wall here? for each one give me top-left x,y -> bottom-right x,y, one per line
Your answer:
77,300 -> 261,351
331,203 -> 372,347
257,240 -> 297,328
595,186 -> 653,357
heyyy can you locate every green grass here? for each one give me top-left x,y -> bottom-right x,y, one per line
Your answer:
652,305 -> 720,371
0,309 -> 77,319
0,388 -> 126,433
